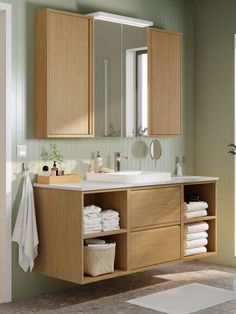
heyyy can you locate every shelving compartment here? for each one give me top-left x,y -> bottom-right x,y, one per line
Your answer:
183,182 -> 217,260
184,182 -> 216,218
82,190 -> 128,283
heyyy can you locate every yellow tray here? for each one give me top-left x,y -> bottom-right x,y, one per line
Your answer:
36,173 -> 81,184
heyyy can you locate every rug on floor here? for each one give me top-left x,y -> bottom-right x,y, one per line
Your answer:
126,283 -> 236,314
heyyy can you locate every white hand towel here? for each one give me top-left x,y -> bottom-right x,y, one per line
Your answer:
184,201 -> 208,212
83,205 -> 102,214
185,231 -> 208,241
84,213 -> 100,219
184,209 -> 207,219
84,222 -> 102,228
12,174 -> 39,272
184,246 -> 207,256
184,238 -> 208,249
100,209 -> 119,218
84,217 -> 102,224
185,222 -> 209,234
102,226 -> 120,231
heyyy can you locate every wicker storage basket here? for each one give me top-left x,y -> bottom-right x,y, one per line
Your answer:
84,243 -> 116,277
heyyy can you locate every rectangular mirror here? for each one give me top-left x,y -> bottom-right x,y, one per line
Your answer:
94,20 -> 148,137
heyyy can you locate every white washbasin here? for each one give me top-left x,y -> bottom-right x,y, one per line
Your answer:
86,171 -> 171,184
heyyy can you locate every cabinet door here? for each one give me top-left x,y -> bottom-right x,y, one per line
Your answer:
148,28 -> 181,136
35,9 -> 93,137
130,186 -> 181,229
130,226 -> 180,269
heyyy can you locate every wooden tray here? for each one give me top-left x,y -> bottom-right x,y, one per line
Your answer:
36,174 -> 81,184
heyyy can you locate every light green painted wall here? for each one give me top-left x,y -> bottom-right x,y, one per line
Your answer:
2,0 -> 195,300
195,0 -> 235,266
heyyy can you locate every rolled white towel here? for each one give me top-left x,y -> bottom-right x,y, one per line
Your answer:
184,246 -> 207,256
184,201 -> 208,212
84,205 -> 102,214
185,231 -> 208,240
184,238 -> 208,249
185,222 -> 209,234
184,209 -> 207,219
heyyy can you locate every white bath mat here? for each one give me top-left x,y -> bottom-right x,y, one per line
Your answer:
127,283 -> 236,314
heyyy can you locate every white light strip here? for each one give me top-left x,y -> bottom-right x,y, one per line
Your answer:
87,11 -> 153,28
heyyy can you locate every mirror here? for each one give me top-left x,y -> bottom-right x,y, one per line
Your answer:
150,139 -> 162,160
94,20 -> 148,137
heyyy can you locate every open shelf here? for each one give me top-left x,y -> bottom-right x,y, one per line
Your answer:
83,228 -> 127,239
82,269 -> 128,284
183,215 -> 216,224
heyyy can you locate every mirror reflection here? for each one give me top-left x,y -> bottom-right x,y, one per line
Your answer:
150,139 -> 162,160
94,20 -> 148,137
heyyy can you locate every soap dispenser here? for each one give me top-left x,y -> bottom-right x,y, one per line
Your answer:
94,151 -> 103,173
175,157 -> 182,176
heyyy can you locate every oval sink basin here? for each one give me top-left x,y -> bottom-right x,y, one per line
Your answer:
86,171 -> 171,184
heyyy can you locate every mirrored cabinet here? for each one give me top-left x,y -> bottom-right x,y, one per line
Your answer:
35,9 -> 181,138
94,20 -> 148,137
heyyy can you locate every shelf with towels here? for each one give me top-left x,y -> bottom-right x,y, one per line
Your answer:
182,182 -> 217,260
83,228 -> 127,239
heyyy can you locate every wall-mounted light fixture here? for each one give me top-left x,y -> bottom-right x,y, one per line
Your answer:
87,11 -> 153,28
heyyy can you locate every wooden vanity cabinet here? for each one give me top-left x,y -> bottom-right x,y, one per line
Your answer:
148,28 -> 181,136
129,186 -> 181,269
34,180 -> 216,284
35,8 -> 93,138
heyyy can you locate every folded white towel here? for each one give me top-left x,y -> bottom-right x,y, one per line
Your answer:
184,246 -> 207,256
84,238 -> 106,245
102,223 -> 119,229
184,201 -> 208,212
84,213 -> 100,219
185,222 -> 209,234
185,231 -> 208,240
101,216 -> 120,222
84,222 -> 102,228
84,205 -> 102,214
84,217 -> 102,224
102,226 -> 120,231
184,209 -> 207,219
100,209 -> 119,218
12,174 -> 39,272
84,226 -> 102,233
184,238 -> 208,249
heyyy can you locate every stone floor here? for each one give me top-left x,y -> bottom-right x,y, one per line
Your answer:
2,261 -> 236,313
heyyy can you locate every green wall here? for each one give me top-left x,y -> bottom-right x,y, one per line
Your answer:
195,0 -> 235,265
2,0 -> 195,300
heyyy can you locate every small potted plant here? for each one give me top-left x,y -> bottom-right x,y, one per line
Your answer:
228,143 -> 236,155
40,143 -> 64,175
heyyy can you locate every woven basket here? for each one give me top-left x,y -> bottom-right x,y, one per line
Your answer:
84,243 -> 116,277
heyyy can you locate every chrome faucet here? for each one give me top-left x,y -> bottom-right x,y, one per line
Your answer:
114,152 -> 128,172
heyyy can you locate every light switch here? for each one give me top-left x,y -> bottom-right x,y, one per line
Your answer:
17,145 -> 27,158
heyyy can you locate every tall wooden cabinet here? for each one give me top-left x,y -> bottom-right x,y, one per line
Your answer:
35,9 -> 93,138
148,28 -> 181,136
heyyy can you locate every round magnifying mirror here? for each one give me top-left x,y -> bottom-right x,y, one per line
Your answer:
150,139 -> 162,160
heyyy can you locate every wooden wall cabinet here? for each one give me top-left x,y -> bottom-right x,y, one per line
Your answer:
35,9 -> 93,138
148,28 -> 182,136
34,180 -> 217,284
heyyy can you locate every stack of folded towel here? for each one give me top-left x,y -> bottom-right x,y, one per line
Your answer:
184,201 -> 208,219
83,205 -> 102,234
184,221 -> 209,256
100,209 -> 120,231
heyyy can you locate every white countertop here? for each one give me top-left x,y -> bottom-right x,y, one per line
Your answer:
33,176 -> 219,192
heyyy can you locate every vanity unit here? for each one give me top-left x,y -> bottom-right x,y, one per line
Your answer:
33,176 -> 217,284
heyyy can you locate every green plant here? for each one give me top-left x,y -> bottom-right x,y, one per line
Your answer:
228,143 -> 236,155
40,143 -> 64,164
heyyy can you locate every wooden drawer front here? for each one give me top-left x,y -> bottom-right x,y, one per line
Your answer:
130,187 -> 181,229
130,225 -> 180,269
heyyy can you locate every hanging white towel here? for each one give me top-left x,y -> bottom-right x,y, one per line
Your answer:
12,173 -> 39,272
